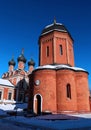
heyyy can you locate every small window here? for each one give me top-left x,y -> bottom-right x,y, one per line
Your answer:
0,91 -> 2,100
8,92 -> 12,100
66,84 -> 71,99
60,45 -> 63,55
46,46 -> 49,57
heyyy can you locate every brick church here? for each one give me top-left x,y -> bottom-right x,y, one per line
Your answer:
1,50 -> 35,103
28,20 -> 90,114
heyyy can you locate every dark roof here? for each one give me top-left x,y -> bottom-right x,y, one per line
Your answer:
17,54 -> 26,63
8,58 -> 16,66
28,58 -> 35,66
40,21 -> 73,41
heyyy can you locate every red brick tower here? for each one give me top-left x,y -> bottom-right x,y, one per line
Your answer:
39,19 -> 74,66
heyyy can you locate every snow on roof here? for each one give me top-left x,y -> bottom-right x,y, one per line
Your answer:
41,29 -> 67,36
35,64 -> 87,73
0,79 -> 14,87
41,22 -> 67,36
45,23 -> 62,28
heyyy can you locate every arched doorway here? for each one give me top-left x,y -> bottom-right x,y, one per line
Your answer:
34,94 -> 42,114
36,95 -> 41,114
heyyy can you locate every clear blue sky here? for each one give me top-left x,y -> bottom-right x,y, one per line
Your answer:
0,0 -> 91,89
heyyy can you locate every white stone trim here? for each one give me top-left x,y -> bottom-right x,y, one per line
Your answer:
54,37 -> 56,63
66,39 -> 69,64
7,90 -> 13,100
0,88 -> 4,101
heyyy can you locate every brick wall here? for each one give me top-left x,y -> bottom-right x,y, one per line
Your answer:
32,69 -> 57,113
39,31 -> 74,66
28,69 -> 90,114
56,69 -> 77,113
76,72 -> 90,112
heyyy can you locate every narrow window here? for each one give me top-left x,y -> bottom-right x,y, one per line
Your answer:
8,92 -> 12,100
66,84 -> 71,99
18,93 -> 24,102
60,45 -> 63,55
46,46 -> 49,57
0,91 -> 2,100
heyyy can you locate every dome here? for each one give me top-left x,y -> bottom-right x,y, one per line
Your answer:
17,54 -> 26,63
28,58 -> 35,66
40,20 -> 73,40
8,58 -> 16,66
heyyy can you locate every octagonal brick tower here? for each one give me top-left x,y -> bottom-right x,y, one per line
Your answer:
39,20 -> 74,66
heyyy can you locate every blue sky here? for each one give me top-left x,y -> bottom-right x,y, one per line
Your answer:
0,0 -> 91,89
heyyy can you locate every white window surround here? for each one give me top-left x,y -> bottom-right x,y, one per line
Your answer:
7,90 -> 13,100
0,89 -> 3,101
33,94 -> 43,113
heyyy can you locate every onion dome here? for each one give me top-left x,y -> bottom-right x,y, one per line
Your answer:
40,19 -> 73,41
28,58 -> 35,66
17,49 -> 27,63
8,58 -> 16,66
17,54 -> 26,63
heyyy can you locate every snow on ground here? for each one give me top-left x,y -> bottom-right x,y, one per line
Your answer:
0,103 -> 15,111
0,103 -> 27,116
0,119 -> 32,130
1,103 -> 91,129
0,103 -> 27,111
2,114 -> 91,130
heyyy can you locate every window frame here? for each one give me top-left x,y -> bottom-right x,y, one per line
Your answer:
66,84 -> 71,99
0,91 -> 2,100
46,46 -> 49,57
60,45 -> 63,55
8,91 -> 12,100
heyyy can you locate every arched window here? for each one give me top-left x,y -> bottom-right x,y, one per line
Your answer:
46,46 -> 49,57
8,91 -> 12,100
66,84 -> 71,99
0,91 -> 2,100
60,45 -> 63,55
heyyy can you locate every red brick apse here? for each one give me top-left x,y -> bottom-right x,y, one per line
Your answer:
28,20 -> 90,114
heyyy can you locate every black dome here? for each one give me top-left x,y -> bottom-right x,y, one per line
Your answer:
28,58 -> 35,66
8,58 -> 16,66
17,54 -> 26,63
40,20 -> 73,41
